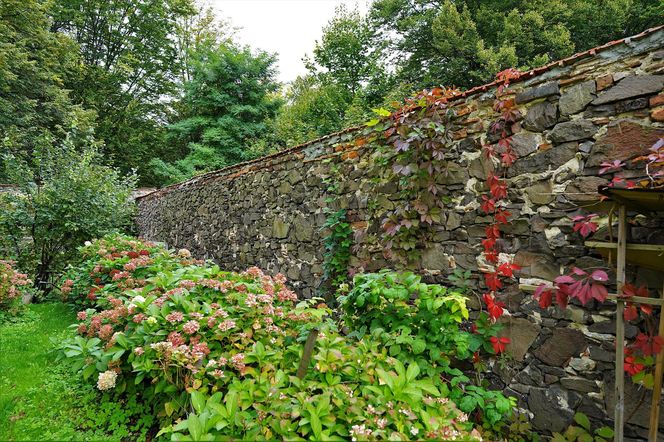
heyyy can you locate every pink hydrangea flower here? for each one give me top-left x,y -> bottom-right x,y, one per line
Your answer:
123,262 -> 137,271
77,311 -> 87,321
217,319 -> 236,332
166,311 -> 184,323
182,320 -> 200,335
167,331 -> 185,347
98,324 -> 114,341
231,353 -> 245,370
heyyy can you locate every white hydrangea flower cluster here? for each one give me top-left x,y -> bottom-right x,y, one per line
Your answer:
97,370 -> 118,391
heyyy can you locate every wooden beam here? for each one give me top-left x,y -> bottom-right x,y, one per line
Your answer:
296,328 -> 319,379
585,241 -> 664,252
615,204 -> 627,441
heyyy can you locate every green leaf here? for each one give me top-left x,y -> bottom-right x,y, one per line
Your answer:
365,119 -> 380,127
411,339 -> 426,355
187,414 -> 203,441
405,363 -> 420,382
459,395 -> 477,413
372,107 -> 391,117
82,364 -> 96,380
308,405 -> 322,440
595,427 -> 614,438
574,412 -> 591,431
115,333 -> 128,348
191,391 -> 206,414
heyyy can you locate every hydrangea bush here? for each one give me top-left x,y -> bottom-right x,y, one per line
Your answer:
59,235 -> 485,440
0,259 -> 31,315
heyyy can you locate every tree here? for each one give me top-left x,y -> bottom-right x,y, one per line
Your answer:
0,122 -> 136,292
153,43 -> 281,183
0,0 -> 86,182
174,5 -> 235,85
430,1 -> 517,87
275,76 -> 350,146
276,5 -> 391,146
50,0 -> 198,185
306,5 -> 384,97
369,0 -> 659,90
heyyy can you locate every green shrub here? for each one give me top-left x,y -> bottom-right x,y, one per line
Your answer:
0,142 -> 135,291
339,270 -> 515,430
0,259 -> 31,316
59,236 -> 483,440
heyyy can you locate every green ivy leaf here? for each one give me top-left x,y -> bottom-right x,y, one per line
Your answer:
372,108 -> 391,117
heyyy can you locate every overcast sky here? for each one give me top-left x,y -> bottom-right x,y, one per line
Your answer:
209,0 -> 371,84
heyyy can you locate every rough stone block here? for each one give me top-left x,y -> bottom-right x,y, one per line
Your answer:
528,386 -> 580,433
559,80 -> 596,115
523,101 -> 558,131
591,74 -> 664,105
549,120 -> 598,143
508,142 -> 578,177
564,176 -> 609,203
533,327 -> 587,366
516,82 -> 560,104
510,132 -> 542,158
272,218 -> 290,239
586,119 -> 664,167
498,317 -> 540,362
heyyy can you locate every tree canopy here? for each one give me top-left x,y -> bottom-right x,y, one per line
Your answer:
151,42 -> 281,184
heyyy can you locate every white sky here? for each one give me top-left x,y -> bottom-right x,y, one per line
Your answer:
209,0 -> 371,84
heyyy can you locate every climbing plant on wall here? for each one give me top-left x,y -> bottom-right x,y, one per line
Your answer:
360,89 -> 460,266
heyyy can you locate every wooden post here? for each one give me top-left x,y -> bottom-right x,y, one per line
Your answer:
615,204 -> 627,441
296,328 -> 319,379
648,283 -> 664,442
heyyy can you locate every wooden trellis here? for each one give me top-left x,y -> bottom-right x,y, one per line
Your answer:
592,187 -> 664,442
522,187 -> 664,441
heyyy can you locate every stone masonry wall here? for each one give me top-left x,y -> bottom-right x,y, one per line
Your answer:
137,28 -> 664,438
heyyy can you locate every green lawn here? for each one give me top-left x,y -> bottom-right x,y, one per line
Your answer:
0,304 -> 122,441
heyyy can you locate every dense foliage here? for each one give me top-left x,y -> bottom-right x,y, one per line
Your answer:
0,0 -> 89,183
339,271 -> 515,429
50,0 -> 198,183
56,235 -> 522,440
153,43 -> 281,183
369,0 -> 662,90
0,142 -> 135,292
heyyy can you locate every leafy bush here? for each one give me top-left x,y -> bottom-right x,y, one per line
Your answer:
0,259 -> 31,316
59,236 -> 483,440
338,270 -> 515,430
0,142 -> 136,291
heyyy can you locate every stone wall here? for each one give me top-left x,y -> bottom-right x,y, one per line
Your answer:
137,27 -> 664,438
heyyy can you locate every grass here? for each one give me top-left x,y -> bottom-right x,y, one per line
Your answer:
0,303 -> 127,441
